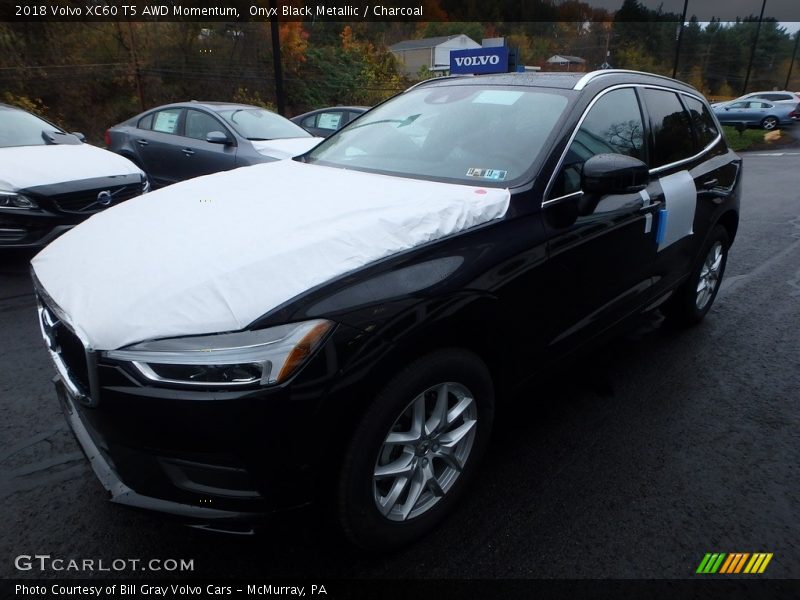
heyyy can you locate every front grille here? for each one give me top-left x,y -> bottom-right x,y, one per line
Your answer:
52,184 -> 142,213
40,302 -> 91,394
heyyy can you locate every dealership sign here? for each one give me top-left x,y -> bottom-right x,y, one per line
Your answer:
450,47 -> 509,75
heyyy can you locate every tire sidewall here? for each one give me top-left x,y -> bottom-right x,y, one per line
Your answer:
338,349 -> 494,551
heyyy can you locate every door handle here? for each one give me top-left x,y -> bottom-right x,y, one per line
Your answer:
702,178 -> 718,190
136,139 -> 148,146
182,148 -> 195,156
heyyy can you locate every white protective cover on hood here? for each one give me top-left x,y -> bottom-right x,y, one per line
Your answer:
32,159 -> 510,350
0,144 -> 142,190
251,137 -> 323,159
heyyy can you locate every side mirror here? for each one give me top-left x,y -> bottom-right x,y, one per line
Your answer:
71,131 -> 86,142
206,131 -> 231,145
582,153 -> 649,196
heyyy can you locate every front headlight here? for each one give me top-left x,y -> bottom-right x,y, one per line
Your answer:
0,190 -> 38,209
103,320 -> 333,387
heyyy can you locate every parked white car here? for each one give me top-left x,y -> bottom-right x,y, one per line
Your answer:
0,103 -> 147,248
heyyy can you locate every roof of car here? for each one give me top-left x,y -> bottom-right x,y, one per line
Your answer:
410,70 -> 699,95
141,101 -> 265,113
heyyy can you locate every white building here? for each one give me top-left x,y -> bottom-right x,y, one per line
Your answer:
389,34 -> 481,76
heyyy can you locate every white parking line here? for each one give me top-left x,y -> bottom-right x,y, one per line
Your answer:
745,152 -> 800,157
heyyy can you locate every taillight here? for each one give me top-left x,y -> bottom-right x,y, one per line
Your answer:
104,130 -> 111,147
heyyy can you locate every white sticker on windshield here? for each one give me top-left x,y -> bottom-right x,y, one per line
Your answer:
472,90 -> 524,105
466,168 -> 508,181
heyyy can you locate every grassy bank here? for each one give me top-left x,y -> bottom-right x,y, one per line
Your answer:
722,126 -> 770,151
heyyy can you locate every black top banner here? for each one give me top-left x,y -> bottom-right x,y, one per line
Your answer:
2,0 -> 800,22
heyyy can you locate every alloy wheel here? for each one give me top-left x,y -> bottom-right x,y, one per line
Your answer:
372,382 -> 477,522
762,117 -> 778,130
696,241 -> 724,310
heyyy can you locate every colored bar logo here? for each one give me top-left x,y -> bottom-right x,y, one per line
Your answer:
696,553 -> 773,574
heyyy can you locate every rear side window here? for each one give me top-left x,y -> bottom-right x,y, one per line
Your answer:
758,93 -> 791,102
550,87 -> 645,198
152,109 -> 182,135
303,111 -> 345,131
643,89 -> 694,167
683,96 -> 719,150
137,113 -> 153,130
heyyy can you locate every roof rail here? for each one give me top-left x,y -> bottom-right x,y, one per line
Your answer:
573,69 -> 689,91
404,74 -> 474,92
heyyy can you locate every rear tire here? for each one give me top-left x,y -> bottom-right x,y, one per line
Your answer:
761,116 -> 779,130
337,349 -> 494,551
664,225 -> 730,327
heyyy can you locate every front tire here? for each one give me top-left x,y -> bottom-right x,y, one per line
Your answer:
664,225 -> 730,326
338,349 -> 494,551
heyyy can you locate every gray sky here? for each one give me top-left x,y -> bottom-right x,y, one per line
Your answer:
585,0 -> 800,22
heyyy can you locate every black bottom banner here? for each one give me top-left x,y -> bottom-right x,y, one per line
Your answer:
4,579 -> 800,600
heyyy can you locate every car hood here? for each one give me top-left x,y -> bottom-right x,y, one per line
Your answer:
250,137 -> 323,159
0,143 -> 142,190
31,159 -> 510,350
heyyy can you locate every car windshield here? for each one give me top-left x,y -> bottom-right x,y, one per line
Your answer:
305,85 -> 570,186
216,108 -> 310,140
0,108 -> 64,148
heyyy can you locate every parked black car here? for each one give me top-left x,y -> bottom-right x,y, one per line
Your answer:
0,103 -> 147,249
290,105 -> 369,137
32,70 -> 741,550
105,101 -> 322,188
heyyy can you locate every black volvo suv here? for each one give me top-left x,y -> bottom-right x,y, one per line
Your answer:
32,70 -> 741,550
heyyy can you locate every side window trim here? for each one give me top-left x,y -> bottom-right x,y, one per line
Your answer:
648,90 -> 723,174
543,84 -> 644,204
543,84 -> 723,206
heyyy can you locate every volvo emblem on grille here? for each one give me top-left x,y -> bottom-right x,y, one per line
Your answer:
96,190 -> 112,206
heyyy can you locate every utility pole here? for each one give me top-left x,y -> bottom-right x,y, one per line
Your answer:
672,0 -> 689,79
127,22 -> 145,112
785,30 -> 800,90
742,0 -> 767,95
269,0 -> 285,116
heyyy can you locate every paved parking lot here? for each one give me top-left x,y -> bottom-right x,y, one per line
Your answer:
1,152 -> 799,579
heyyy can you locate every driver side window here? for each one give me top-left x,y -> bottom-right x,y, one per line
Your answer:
550,88 -> 645,199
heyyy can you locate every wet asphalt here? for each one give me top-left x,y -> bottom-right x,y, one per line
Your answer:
1,151 -> 798,580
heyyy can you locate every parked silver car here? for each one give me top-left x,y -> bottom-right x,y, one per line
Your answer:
712,99 -> 797,130
290,106 -> 369,137
106,102 -> 323,188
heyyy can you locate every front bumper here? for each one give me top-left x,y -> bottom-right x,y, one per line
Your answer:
2,174 -> 146,248
55,376 -> 263,533
0,221 -> 74,248
36,290 -> 369,529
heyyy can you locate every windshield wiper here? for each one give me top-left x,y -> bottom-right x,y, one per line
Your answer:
348,114 -> 420,132
247,137 -> 271,141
